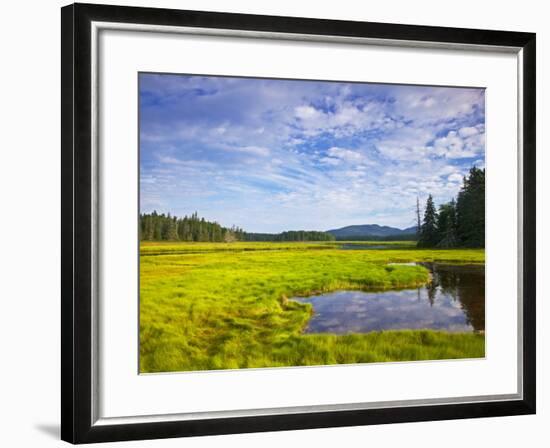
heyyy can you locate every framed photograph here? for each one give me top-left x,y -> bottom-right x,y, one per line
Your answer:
61,2 -> 536,444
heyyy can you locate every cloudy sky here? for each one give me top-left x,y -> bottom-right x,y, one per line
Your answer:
139,73 -> 485,233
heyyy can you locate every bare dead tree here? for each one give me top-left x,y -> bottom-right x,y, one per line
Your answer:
416,196 -> 422,238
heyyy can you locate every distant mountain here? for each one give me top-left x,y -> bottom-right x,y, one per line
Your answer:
327,224 -> 417,239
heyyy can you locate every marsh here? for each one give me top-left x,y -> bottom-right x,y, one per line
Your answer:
295,263 -> 484,334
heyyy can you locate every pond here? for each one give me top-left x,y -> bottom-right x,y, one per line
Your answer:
294,263 -> 485,334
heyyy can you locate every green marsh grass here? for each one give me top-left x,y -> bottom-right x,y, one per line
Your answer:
139,242 -> 485,372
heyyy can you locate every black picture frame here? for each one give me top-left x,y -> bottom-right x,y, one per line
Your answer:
61,2 -> 536,444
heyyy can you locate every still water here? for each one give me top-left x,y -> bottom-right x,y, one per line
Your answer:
294,263 -> 485,334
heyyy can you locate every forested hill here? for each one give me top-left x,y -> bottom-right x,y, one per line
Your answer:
327,224 -> 416,240
139,212 -> 334,242
243,230 -> 335,242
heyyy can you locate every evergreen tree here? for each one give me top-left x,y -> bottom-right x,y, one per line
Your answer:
166,216 -> 178,240
456,167 -> 485,247
418,195 -> 438,247
154,221 -> 162,240
414,165 -> 485,249
436,199 -> 457,248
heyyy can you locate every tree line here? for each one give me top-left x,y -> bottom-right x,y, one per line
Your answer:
417,166 -> 485,248
139,211 -> 246,242
333,234 -> 414,242
243,230 -> 335,242
139,211 -> 335,242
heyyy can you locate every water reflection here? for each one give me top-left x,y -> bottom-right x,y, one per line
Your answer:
294,263 -> 484,334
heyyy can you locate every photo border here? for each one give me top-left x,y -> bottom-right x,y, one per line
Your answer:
137,70 -> 488,374
61,2 -> 536,443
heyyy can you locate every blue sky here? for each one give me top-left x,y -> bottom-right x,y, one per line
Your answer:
139,73 -> 485,233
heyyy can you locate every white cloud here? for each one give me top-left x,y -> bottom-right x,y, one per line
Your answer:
293,96 -> 395,138
327,147 -> 365,163
394,88 -> 484,125
319,157 -> 341,166
433,128 -> 485,159
295,105 -> 321,120
234,145 -> 270,157
458,126 -> 479,138
375,127 -> 433,161
447,173 -> 464,183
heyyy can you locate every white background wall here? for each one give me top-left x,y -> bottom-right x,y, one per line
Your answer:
0,0 -> 546,446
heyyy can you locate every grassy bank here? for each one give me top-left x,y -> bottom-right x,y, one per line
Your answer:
139,242 -> 485,373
